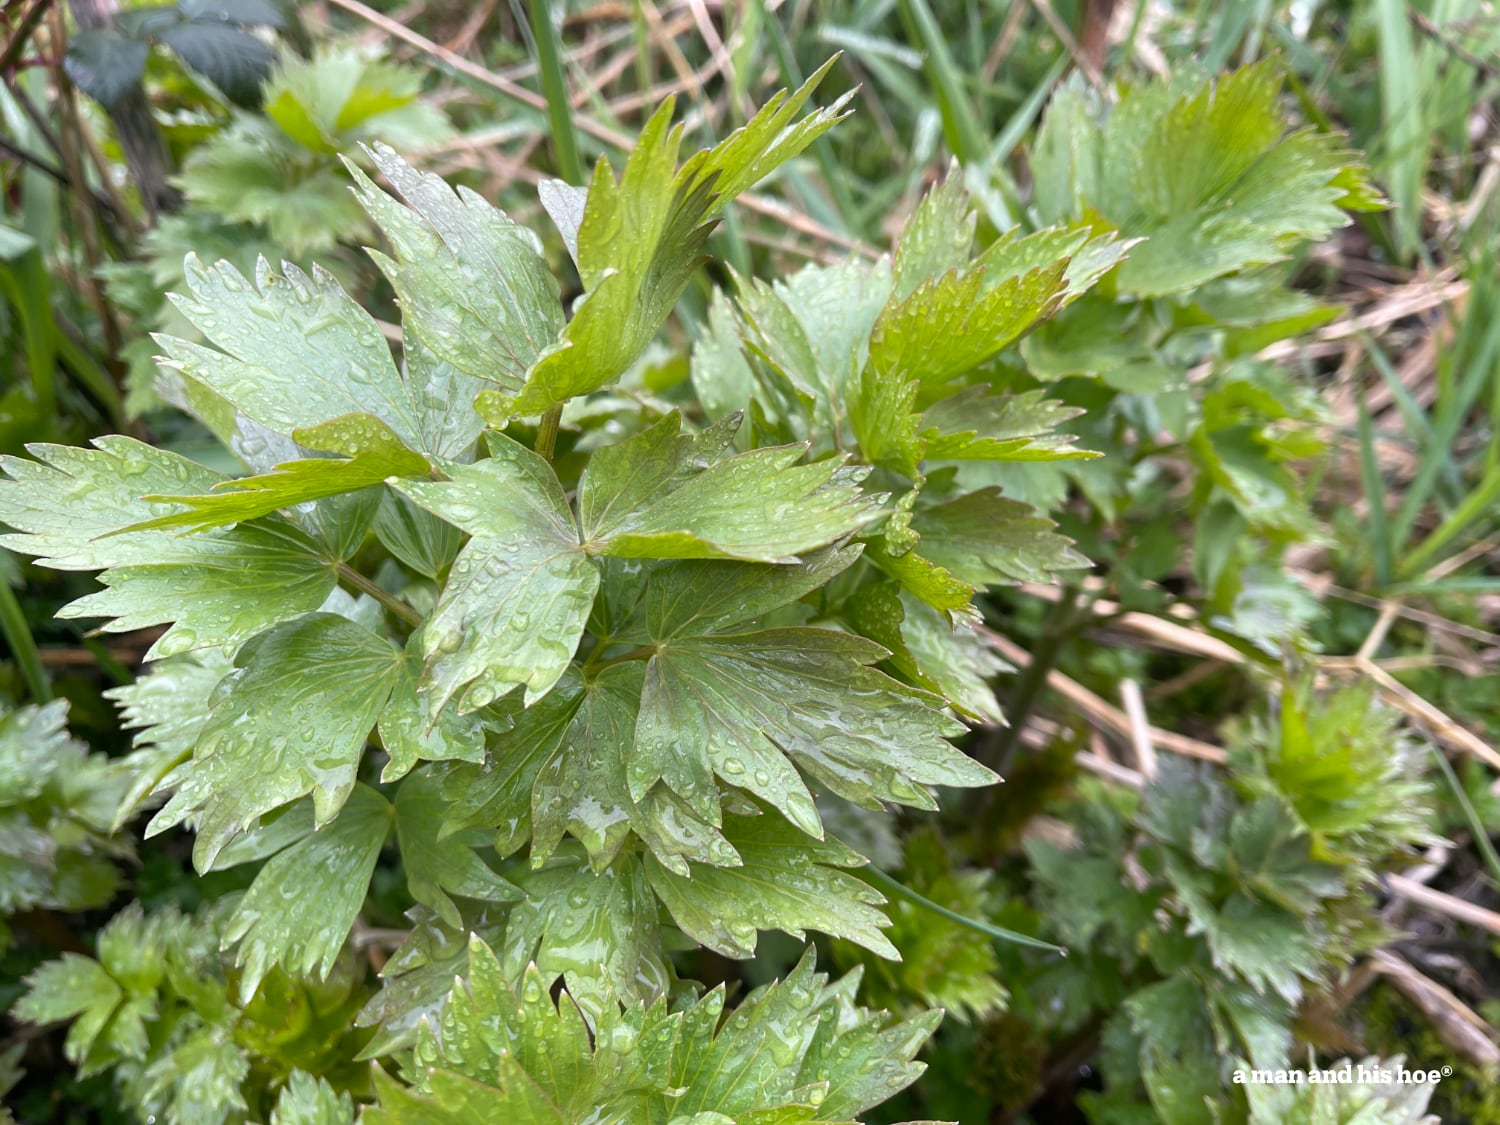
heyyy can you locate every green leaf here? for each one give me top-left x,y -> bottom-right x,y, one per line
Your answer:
124,415 -> 430,534
580,412 -> 881,562
377,641 -> 487,783
920,387 -> 1096,462
13,955 -> 124,1073
907,488 -> 1088,588
264,48 -> 449,153
347,145 -> 564,393
148,613 -> 402,869
158,256 -> 464,457
221,782 -> 392,1002
867,261 -> 1068,388
140,1027 -> 251,1124
439,674 -> 585,858
56,515 -> 338,661
849,365 -> 922,479
271,1070 -> 356,1125
737,257 -> 893,413
502,846 -> 668,1020
0,437 -> 224,569
850,584 -> 1006,725
635,621 -> 986,831
890,164 -> 975,300
833,830 -> 1009,1021
393,436 -> 599,711
502,62 -> 853,417
1032,62 -> 1371,296
531,664 -> 738,874
369,938 -> 937,1123
374,490 -> 463,581
863,498 -> 977,614
107,652 -> 234,830
395,769 -> 519,929
974,225 -> 1135,309
644,808 -> 897,959
0,700 -> 76,807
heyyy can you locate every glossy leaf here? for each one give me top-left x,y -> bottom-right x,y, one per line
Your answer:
147,613 -> 402,869
503,62 -> 853,417
221,783 -> 392,1003
394,436 -> 599,711
502,846 -> 668,1020
367,938 -> 936,1123
580,412 -> 880,562
348,145 -> 564,392
645,809 -> 898,959
125,415 -> 429,534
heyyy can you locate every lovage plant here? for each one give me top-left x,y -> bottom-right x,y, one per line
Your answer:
0,60 -> 1362,1121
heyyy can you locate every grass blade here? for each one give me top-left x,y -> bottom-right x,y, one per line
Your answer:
527,0 -> 584,184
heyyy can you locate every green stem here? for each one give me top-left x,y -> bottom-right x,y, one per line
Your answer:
857,863 -> 1066,955
338,563 -> 422,628
536,403 -> 564,461
528,0 -> 584,185
0,576 -> 49,701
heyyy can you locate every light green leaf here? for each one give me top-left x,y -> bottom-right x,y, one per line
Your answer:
271,1070 -> 356,1125
974,225 -> 1134,309
637,620 -> 986,829
502,846 -> 668,1020
58,517 -> 339,661
107,652 -> 234,830
849,583 -> 1006,725
368,938 -> 937,1123
0,700 -> 76,807
863,502 -> 977,613
1,439 -> 346,659
849,364 -> 922,479
124,415 -> 429,534
630,547 -> 861,641
347,145 -> 564,393
581,415 -> 881,563
139,1026 -> 250,1125
867,262 -> 1068,388
263,48 -> 451,154
644,809 -> 898,959
1031,62 -> 1371,296
503,62 -> 853,417
737,257 -> 893,411
394,436 -> 599,711
374,490 -> 464,581
148,613 -> 402,870
395,768 -> 519,929
891,164 -> 975,300
13,955 -> 124,1073
221,782 -> 392,1003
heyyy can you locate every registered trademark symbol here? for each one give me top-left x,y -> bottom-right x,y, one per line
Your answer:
1442,1066 -> 1454,1077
